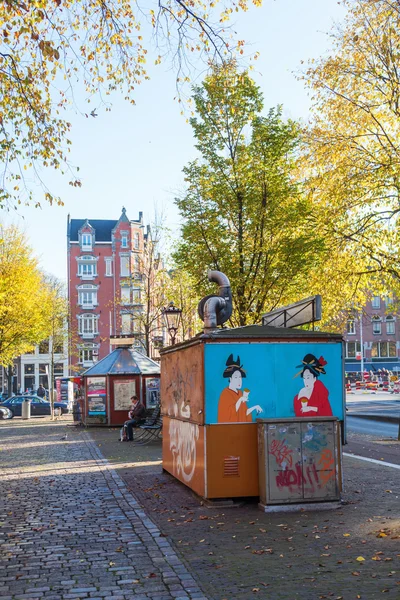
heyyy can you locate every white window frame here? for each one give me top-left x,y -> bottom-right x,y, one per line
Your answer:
78,284 -> 98,309
81,233 -> 93,251
346,341 -> 361,358
386,316 -> 395,335
78,347 -> 98,365
372,317 -> 381,334
371,341 -> 397,358
371,296 -> 381,309
133,232 -> 139,250
78,314 -> 99,339
120,255 -> 130,277
132,288 -> 141,304
77,256 -> 97,280
346,319 -> 355,335
120,287 -> 131,305
121,232 -> 129,249
121,313 -> 131,334
105,257 -> 113,277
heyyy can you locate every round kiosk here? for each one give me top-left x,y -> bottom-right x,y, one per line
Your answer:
82,346 -> 160,426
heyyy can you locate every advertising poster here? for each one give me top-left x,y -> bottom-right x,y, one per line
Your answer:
146,378 -> 160,408
87,377 -> 106,416
114,380 -> 136,411
205,343 -> 344,424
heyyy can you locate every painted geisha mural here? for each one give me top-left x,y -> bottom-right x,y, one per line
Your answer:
218,354 -> 263,423
205,343 -> 344,423
293,354 -> 333,417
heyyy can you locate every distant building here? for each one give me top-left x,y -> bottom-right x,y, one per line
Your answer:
343,295 -> 400,375
67,208 -> 165,374
1,339 -> 68,395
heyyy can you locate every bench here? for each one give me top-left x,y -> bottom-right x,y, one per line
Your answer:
132,404 -> 162,444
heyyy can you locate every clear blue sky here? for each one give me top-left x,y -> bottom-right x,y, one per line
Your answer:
4,0 -> 345,279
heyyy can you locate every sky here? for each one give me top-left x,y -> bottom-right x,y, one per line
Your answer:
3,0 -> 346,280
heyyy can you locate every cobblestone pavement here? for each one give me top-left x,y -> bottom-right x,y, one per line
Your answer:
89,427 -> 400,600
0,419 -> 206,600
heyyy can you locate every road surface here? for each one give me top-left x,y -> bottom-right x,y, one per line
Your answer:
346,415 -> 399,438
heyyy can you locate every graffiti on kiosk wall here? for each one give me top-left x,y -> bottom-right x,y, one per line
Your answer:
205,343 -> 344,423
165,363 -> 196,419
269,424 -> 335,494
169,420 -> 199,482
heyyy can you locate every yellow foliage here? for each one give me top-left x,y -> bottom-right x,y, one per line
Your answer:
0,225 -> 54,366
0,0 -> 263,207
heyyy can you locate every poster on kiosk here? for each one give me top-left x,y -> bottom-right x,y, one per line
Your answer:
204,343 -> 344,424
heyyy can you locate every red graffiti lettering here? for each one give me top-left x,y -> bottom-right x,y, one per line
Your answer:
317,448 -> 335,486
270,438 -> 293,468
276,464 -> 305,489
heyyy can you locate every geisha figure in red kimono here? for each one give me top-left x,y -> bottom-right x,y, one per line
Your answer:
293,354 -> 333,417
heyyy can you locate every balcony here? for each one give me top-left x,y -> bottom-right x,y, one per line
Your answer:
80,332 -> 97,339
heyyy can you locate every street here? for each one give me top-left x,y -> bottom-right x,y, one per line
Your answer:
346,415 -> 399,437
1,418 -> 399,600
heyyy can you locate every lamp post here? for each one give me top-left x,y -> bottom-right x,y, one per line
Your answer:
162,301 -> 182,346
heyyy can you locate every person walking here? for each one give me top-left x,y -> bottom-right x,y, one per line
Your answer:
37,384 -> 46,398
123,395 -> 146,441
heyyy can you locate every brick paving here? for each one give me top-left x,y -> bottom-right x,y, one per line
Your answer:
0,419 -> 206,600
89,428 -> 400,600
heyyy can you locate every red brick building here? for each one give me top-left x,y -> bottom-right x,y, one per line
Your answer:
67,208 -> 155,373
343,295 -> 400,375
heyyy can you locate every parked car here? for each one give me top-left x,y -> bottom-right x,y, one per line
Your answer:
0,395 -> 69,418
0,405 -> 13,419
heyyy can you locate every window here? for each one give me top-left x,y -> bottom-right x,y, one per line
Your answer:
132,289 -> 141,304
134,232 -> 139,249
39,364 -> 48,388
78,284 -> 98,308
346,341 -> 361,358
120,255 -> 130,277
121,232 -> 129,248
371,296 -> 380,309
39,340 -> 49,354
120,287 -> 130,305
77,256 -> 97,279
53,341 -> 63,354
386,316 -> 395,335
81,233 -> 93,250
105,257 -> 113,276
372,317 -> 381,334
134,254 -> 140,272
24,364 -> 34,375
24,376 -> 35,392
79,348 -> 96,364
346,319 -> 355,335
386,296 -> 393,306
54,363 -> 64,376
371,341 -> 397,358
78,314 -> 99,338
121,313 -> 131,334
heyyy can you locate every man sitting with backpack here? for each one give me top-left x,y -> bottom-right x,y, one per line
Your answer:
122,395 -> 146,441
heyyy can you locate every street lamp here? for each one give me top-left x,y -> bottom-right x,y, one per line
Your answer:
162,301 -> 182,345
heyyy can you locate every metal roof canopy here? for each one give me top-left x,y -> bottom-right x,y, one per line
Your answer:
262,295 -> 322,329
82,347 -> 160,376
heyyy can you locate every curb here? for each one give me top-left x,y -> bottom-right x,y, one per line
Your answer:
347,412 -> 400,424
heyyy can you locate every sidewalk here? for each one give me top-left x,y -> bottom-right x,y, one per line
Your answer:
1,419 -> 399,600
88,427 -> 400,600
0,418 -> 205,600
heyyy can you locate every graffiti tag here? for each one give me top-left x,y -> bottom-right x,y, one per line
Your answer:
169,420 -> 199,483
317,448 -> 335,485
270,438 -> 293,468
276,463 -> 319,489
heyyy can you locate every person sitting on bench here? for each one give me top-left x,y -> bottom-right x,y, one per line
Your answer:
123,395 -> 146,441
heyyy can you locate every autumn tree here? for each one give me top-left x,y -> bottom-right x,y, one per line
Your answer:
43,275 -> 68,415
0,225 -> 53,368
0,0 -> 261,208
166,268 -> 203,340
302,0 -> 400,294
174,62 -> 329,326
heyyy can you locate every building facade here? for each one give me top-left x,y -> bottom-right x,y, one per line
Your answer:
67,208 -> 165,374
1,338 -> 68,395
343,295 -> 400,374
